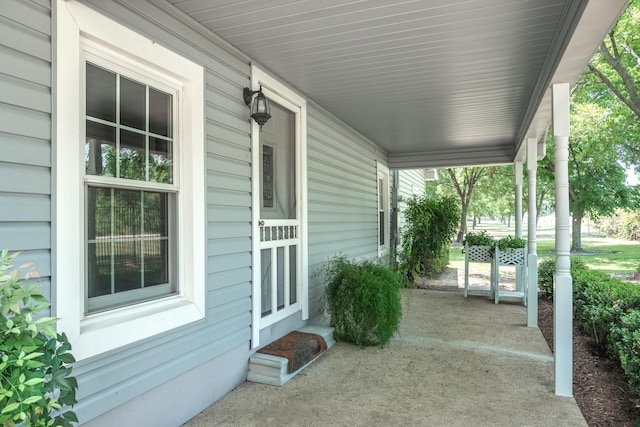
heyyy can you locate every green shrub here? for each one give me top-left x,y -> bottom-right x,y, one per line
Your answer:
573,268 -> 640,353
0,250 -> 78,427
496,235 -> 526,251
400,195 -> 460,279
319,256 -> 404,347
538,257 -> 588,300
610,310 -> 640,399
462,231 -> 495,248
540,255 -> 640,405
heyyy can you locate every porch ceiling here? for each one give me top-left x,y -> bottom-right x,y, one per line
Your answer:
166,0 -> 627,169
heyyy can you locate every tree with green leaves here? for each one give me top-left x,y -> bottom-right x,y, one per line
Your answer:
443,167 -> 487,242
586,0 -> 640,166
540,101 -> 633,251
473,166 -> 516,226
523,166 -> 555,227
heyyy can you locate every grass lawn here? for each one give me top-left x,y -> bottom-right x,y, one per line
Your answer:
449,219 -> 639,275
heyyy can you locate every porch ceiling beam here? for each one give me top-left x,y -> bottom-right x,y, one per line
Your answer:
388,143 -> 514,170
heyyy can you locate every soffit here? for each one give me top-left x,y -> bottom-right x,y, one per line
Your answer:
167,0 -> 627,168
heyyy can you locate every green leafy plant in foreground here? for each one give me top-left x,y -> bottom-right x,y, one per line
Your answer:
0,250 -> 78,427
320,256 -> 404,347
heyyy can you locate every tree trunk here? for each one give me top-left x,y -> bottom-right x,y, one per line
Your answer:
536,190 -> 546,228
472,216 -> 477,229
571,211 -> 584,252
456,201 -> 469,243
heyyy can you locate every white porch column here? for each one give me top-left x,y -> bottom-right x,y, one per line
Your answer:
527,137 -> 538,327
514,162 -> 524,294
553,83 -> 573,397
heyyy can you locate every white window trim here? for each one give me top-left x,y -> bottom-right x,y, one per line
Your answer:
377,162 -> 391,258
249,65 -> 308,348
55,0 -> 205,361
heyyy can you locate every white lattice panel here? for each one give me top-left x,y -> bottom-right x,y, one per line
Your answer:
497,248 -> 526,266
466,245 -> 493,263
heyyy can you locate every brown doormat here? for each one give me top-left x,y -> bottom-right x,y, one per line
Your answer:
257,331 -> 328,374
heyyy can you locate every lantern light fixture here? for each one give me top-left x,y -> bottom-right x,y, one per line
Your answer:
243,86 -> 271,130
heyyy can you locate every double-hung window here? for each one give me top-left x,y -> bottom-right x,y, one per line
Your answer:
83,56 -> 178,313
56,0 -> 205,361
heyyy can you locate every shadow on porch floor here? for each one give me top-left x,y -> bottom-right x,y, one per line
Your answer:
183,289 -> 585,427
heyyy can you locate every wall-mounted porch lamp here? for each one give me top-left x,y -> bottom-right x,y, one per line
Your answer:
243,86 -> 271,130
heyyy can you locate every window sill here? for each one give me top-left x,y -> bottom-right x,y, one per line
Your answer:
73,296 -> 204,361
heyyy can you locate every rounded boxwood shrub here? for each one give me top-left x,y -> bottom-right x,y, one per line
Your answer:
319,256 -> 404,347
537,256 -> 588,300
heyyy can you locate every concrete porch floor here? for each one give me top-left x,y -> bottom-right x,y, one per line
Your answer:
183,289 -> 586,427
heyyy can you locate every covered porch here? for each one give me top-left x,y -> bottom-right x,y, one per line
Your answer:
164,0 -> 628,397
184,289 -> 585,426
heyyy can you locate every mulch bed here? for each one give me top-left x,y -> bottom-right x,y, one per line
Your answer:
538,297 -> 640,426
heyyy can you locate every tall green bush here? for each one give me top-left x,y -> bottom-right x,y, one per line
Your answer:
319,256 -> 404,347
400,195 -> 460,279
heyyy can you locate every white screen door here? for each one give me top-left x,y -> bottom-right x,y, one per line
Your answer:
259,102 -> 298,318
251,67 -> 307,348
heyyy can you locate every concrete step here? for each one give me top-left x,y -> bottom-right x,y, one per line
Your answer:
247,325 -> 335,386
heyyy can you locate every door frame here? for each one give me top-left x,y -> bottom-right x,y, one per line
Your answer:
250,65 -> 308,348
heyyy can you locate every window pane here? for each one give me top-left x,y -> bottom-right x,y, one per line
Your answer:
144,239 -> 169,287
143,192 -> 169,288
113,189 -> 142,293
86,187 -> 174,311
120,76 -> 146,131
113,188 -> 141,240
149,137 -> 173,184
114,240 -> 142,293
120,129 -> 146,180
86,63 -> 116,122
86,121 -> 116,177
149,88 -> 172,137
87,187 -> 113,298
